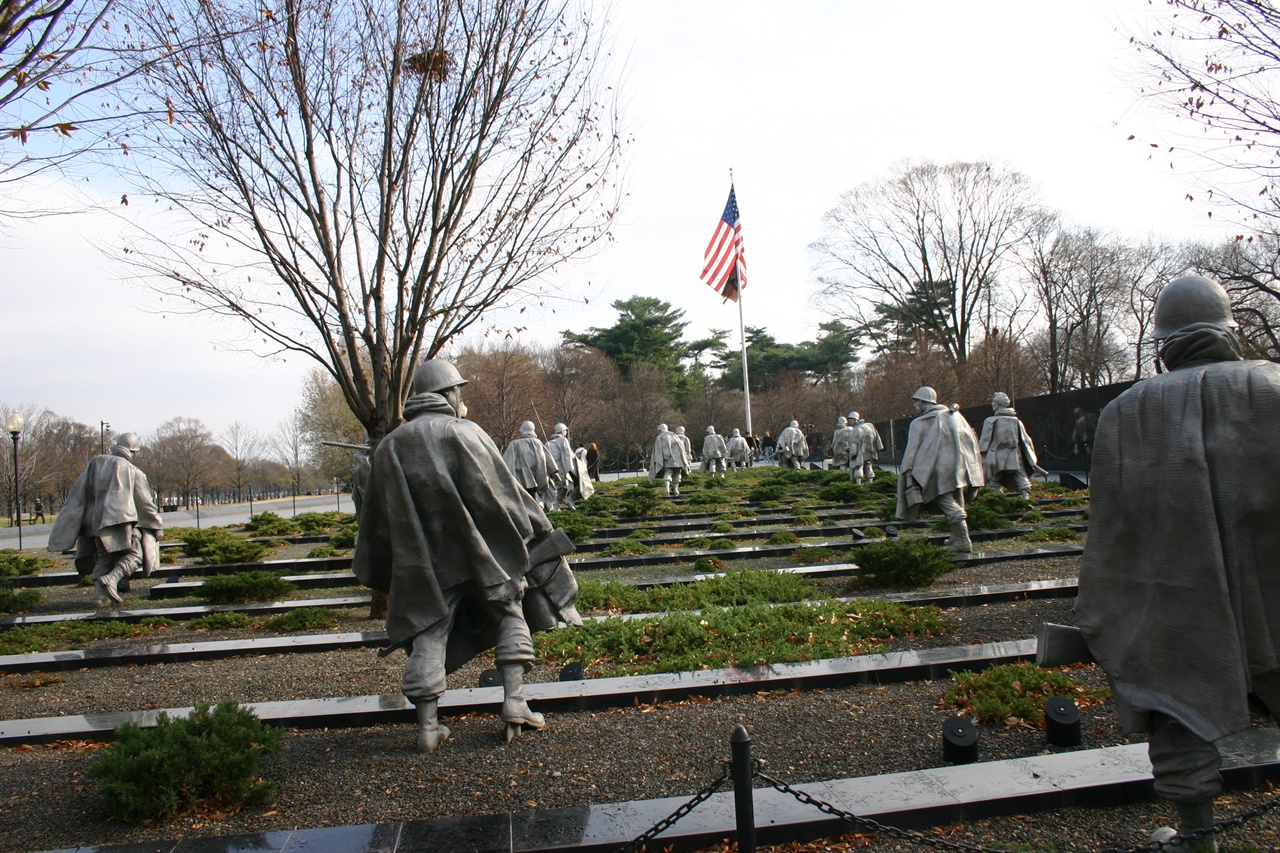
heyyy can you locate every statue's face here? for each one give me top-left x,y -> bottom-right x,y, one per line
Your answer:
444,386 -> 467,418
911,399 -> 925,415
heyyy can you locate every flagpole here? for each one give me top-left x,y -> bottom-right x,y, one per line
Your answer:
738,271 -> 753,437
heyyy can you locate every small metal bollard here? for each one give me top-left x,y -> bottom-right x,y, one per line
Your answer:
941,715 -> 979,764
559,662 -> 585,682
730,724 -> 756,853
1044,696 -> 1083,746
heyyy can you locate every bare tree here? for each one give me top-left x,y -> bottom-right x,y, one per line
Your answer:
1190,230 -> 1280,358
455,342 -> 545,446
811,159 -> 1044,368
113,0 -> 625,444
294,368 -> 366,485
141,417 -> 219,509
220,420 -> 263,502
1130,0 -> 1280,221
1022,223 -> 1133,392
270,412 -> 309,514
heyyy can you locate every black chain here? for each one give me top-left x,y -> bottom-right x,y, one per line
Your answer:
610,765 -> 731,853
757,766 -> 1280,853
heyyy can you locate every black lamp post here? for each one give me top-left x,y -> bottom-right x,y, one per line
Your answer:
6,411 -> 25,550
100,421 -> 110,454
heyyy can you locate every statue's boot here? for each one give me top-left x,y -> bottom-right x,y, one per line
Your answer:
96,565 -> 127,605
414,699 -> 451,753
500,663 -> 545,742
946,520 -> 973,553
1150,800 -> 1218,852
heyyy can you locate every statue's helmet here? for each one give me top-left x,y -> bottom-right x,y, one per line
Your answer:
706,425 -> 716,434
1152,275 -> 1236,340
992,392 -> 1011,408
114,432 -> 141,453
911,386 -> 937,404
675,425 -> 685,435
732,428 -> 740,436
849,411 -> 860,421
836,417 -> 847,426
411,359 -> 467,395
553,422 -> 568,435
520,420 -> 537,436
789,420 -> 799,428
658,423 -> 668,432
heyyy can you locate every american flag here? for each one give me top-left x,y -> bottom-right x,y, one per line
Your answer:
700,185 -> 747,303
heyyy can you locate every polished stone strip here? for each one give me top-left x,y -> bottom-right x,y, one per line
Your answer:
0,631 -> 388,674
0,596 -> 371,629
0,639 -> 1038,744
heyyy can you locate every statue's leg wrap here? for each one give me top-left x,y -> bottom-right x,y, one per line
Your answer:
488,596 -> 543,729
1148,712 -> 1223,804
403,614 -> 457,753
936,491 -> 971,552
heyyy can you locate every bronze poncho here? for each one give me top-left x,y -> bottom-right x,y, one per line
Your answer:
353,393 -> 552,650
1077,326 -> 1280,741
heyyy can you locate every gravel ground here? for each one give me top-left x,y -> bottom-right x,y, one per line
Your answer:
2,553 -> 1279,852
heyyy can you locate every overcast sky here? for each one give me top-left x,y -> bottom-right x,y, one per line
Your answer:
0,0 -> 1236,442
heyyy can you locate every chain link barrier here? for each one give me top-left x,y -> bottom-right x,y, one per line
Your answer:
612,752 -> 1280,853
758,763 -> 1280,853
611,764 -> 731,853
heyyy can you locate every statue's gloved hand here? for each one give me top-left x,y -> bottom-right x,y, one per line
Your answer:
488,575 -> 528,604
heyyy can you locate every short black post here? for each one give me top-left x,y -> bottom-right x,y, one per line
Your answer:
730,724 -> 756,853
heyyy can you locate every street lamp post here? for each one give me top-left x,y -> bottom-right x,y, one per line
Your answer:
6,411 -> 25,550
334,477 -> 340,512
100,421 -> 110,455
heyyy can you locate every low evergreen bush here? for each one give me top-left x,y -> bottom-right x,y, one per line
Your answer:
202,571 -> 295,604
88,701 -> 282,822
687,490 -> 730,506
970,491 -> 1033,516
683,536 -> 713,550
708,538 -> 736,550
767,530 -> 799,545
626,527 -> 657,539
868,470 -> 898,494
861,527 -> 887,539
176,527 -> 269,564
580,494 -> 619,514
816,480 -> 863,503
189,612 -> 256,631
262,608 -> 339,632
1020,510 -> 1046,523
547,510 -> 596,543
600,539 -> 652,557
0,620 -> 164,655
329,523 -> 358,549
1018,526 -> 1080,543
941,663 -> 1109,726
747,484 -> 787,502
708,521 -> 734,534
793,512 -> 820,526
292,511 -> 355,535
0,583 -> 42,614
620,486 -> 661,517
243,511 -> 301,536
847,539 -> 954,589
537,599 -> 952,677
963,503 -> 1011,532
307,546 -> 339,559
692,557 -> 726,573
0,550 -> 58,577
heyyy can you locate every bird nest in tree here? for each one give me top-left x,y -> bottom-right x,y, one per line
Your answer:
405,48 -> 451,81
